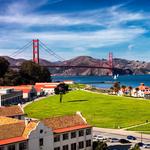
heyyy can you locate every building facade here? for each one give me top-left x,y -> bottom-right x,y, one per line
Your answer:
0,113 -> 92,150
0,88 -> 23,106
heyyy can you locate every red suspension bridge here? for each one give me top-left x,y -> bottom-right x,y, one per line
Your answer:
8,39 -> 114,75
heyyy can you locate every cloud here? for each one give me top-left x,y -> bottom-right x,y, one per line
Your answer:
0,1 -> 147,28
128,44 -> 134,51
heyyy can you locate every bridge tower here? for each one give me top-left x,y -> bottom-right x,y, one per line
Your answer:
33,39 -> 39,64
108,52 -> 113,75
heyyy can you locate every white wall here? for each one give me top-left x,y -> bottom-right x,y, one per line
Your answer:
54,128 -> 92,150
28,122 -> 54,150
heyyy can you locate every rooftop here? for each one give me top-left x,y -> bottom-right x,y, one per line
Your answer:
0,105 -> 24,117
42,114 -> 91,133
0,117 -> 25,141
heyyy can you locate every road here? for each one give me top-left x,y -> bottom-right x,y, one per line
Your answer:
93,127 -> 150,150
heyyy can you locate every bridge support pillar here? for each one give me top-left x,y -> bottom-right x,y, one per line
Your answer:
33,39 -> 39,64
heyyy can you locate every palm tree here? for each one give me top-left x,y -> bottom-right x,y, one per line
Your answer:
135,87 -> 139,97
113,82 -> 120,94
128,86 -> 133,96
54,83 -> 69,103
121,85 -> 126,95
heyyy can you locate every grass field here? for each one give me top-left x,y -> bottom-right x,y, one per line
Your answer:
24,90 -> 150,129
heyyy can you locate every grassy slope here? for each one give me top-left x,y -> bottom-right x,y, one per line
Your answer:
24,90 -> 150,129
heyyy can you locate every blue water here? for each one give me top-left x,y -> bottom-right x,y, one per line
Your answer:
52,75 -> 150,89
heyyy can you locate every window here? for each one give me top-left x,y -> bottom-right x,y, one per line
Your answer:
8,145 -> 15,150
71,132 -> 76,138
54,135 -> 60,142
0,147 -> 4,150
79,141 -> 84,149
63,133 -> 68,140
54,147 -> 60,150
86,140 -> 91,147
18,115 -> 21,120
19,142 -> 27,150
39,138 -> 43,146
63,145 -> 68,150
71,143 -> 76,150
86,128 -> 91,135
40,129 -> 43,134
79,130 -> 84,137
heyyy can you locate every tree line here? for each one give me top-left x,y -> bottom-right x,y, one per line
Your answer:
0,57 -> 51,85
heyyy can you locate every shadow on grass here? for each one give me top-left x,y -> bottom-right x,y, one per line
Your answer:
67,100 -> 88,103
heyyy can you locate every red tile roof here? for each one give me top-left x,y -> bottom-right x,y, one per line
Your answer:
53,125 -> 91,133
42,114 -> 91,133
0,105 -> 24,117
0,137 -> 26,145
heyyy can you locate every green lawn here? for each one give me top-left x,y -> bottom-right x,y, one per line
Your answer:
24,90 -> 150,129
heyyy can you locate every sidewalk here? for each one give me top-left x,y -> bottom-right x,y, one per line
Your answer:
22,96 -> 47,108
93,127 -> 150,140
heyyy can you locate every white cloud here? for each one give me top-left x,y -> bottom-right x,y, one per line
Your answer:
0,2 -> 146,27
128,44 -> 134,51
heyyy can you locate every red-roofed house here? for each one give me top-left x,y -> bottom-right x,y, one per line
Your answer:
35,82 -> 59,95
0,86 -> 37,102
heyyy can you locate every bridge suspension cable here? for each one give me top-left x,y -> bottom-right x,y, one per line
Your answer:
39,40 -> 65,62
9,41 -> 32,58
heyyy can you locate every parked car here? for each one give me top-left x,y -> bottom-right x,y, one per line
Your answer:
119,139 -> 131,144
136,142 -> 144,147
109,138 -> 119,143
93,135 -> 98,140
143,144 -> 150,148
97,135 -> 104,141
127,135 -> 136,140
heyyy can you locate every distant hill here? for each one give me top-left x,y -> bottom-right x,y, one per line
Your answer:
2,56 -> 150,75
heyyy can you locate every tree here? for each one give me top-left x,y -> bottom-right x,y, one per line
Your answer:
135,87 -> 139,97
54,83 -> 69,103
113,82 -> 120,94
94,141 -> 108,150
20,61 -> 51,84
128,86 -> 133,96
130,144 -> 140,150
0,57 -> 9,77
3,69 -> 22,85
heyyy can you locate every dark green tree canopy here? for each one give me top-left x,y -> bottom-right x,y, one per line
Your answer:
54,83 -> 69,94
0,57 -> 9,77
19,61 -> 51,84
54,83 -> 69,103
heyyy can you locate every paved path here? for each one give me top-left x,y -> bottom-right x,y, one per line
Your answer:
22,96 -> 47,108
93,127 -> 150,141
123,122 -> 150,130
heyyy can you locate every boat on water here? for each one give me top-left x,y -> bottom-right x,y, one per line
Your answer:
113,74 -> 119,80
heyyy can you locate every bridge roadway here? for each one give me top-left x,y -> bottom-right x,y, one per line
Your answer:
10,65 -> 115,70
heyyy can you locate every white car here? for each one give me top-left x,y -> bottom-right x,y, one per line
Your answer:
143,144 -> 150,148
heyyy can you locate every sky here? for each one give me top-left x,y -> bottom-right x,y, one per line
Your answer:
0,0 -> 150,61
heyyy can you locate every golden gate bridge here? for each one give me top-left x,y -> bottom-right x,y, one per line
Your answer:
8,39 -> 114,75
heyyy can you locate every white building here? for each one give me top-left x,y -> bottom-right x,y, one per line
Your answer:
0,113 -> 92,150
0,88 -> 23,106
